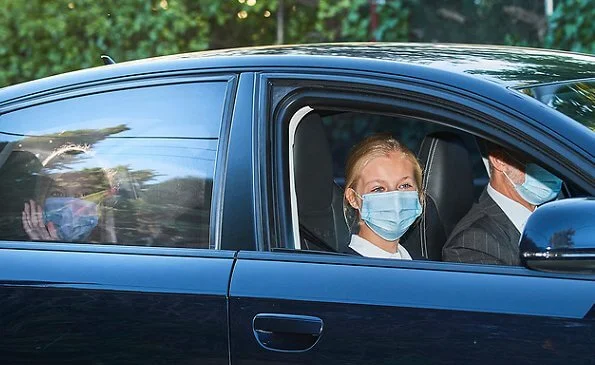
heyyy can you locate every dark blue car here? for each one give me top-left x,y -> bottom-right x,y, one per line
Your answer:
0,44 -> 593,364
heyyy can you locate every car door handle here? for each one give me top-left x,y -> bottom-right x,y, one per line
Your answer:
252,313 -> 323,352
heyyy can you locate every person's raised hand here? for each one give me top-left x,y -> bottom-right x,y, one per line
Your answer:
22,199 -> 59,241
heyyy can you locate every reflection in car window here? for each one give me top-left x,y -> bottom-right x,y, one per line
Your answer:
0,81 -> 227,248
519,80 -> 595,131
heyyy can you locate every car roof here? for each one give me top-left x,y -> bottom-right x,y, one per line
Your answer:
1,43 -> 595,105
196,43 -> 595,85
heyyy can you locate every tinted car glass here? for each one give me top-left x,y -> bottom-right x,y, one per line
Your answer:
0,81 -> 228,248
519,80 -> 595,131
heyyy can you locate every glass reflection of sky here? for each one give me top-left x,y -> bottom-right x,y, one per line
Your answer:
0,82 -> 227,138
44,139 -> 217,183
0,81 -> 227,184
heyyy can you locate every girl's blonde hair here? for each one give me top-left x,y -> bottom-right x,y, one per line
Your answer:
343,134 -> 424,228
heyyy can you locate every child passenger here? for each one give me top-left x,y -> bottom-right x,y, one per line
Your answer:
344,134 -> 424,260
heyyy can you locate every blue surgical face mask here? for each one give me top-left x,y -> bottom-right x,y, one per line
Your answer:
44,197 -> 99,242
505,163 -> 562,206
357,190 -> 422,241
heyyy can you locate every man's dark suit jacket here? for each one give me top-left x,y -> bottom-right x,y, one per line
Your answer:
442,189 -> 521,266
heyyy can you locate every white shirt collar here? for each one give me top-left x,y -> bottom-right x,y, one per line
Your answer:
487,183 -> 533,234
348,235 -> 412,260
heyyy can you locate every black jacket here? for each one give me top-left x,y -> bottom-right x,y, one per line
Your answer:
442,189 -> 521,266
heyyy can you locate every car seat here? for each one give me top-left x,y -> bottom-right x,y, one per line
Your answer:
401,132 -> 475,260
293,112 -> 350,252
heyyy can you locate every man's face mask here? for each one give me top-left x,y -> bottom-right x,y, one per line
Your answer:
357,190 -> 422,241
44,197 -> 99,242
504,159 -> 562,206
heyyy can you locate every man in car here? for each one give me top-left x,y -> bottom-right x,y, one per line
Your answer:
442,143 -> 562,266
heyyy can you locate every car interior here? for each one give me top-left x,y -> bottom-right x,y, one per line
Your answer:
293,112 -> 351,253
291,108 -> 497,261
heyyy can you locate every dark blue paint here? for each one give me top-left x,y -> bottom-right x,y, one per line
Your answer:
231,297 -> 595,365
1,288 -> 228,364
522,198 -> 595,252
230,253 -> 595,364
231,254 -> 594,319
0,247 -> 233,295
0,246 -> 233,363
3,44 -> 594,104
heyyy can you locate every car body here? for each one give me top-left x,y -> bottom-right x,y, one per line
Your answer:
0,43 -> 593,364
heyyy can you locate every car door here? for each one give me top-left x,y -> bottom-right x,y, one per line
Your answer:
228,72 -> 595,365
0,74 -> 237,364
230,252 -> 594,365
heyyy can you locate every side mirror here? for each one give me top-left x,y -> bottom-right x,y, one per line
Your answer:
520,198 -> 595,274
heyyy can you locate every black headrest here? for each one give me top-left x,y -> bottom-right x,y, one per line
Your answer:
402,132 -> 475,260
293,112 -> 349,252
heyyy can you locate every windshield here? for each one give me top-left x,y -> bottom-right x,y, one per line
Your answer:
518,80 -> 594,131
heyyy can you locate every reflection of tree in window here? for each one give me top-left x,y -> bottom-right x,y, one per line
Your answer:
13,144 -> 117,243
116,174 -> 211,247
551,83 -> 594,131
549,229 -> 575,249
1,123 -> 213,248
520,81 -> 595,131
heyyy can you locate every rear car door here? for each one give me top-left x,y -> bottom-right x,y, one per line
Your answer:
228,72 -> 595,365
0,74 -> 236,363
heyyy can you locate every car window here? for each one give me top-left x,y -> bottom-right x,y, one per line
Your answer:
518,79 -> 595,131
290,107 -> 489,255
0,81 -> 228,248
287,104 -> 586,262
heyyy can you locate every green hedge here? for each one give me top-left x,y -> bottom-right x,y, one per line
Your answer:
1,0 -> 592,88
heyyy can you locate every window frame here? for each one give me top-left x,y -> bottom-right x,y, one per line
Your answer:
0,73 -> 238,253
257,70 -> 594,276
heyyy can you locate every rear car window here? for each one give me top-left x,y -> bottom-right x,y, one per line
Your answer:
0,81 -> 229,248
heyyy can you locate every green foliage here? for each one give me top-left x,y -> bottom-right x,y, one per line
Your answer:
0,0 -> 211,87
374,0 -> 411,42
1,0 -> 593,88
551,82 -> 595,131
317,0 -> 413,42
1,0 -> 393,87
318,0 -> 369,41
545,0 -> 595,53
200,0 -> 278,48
